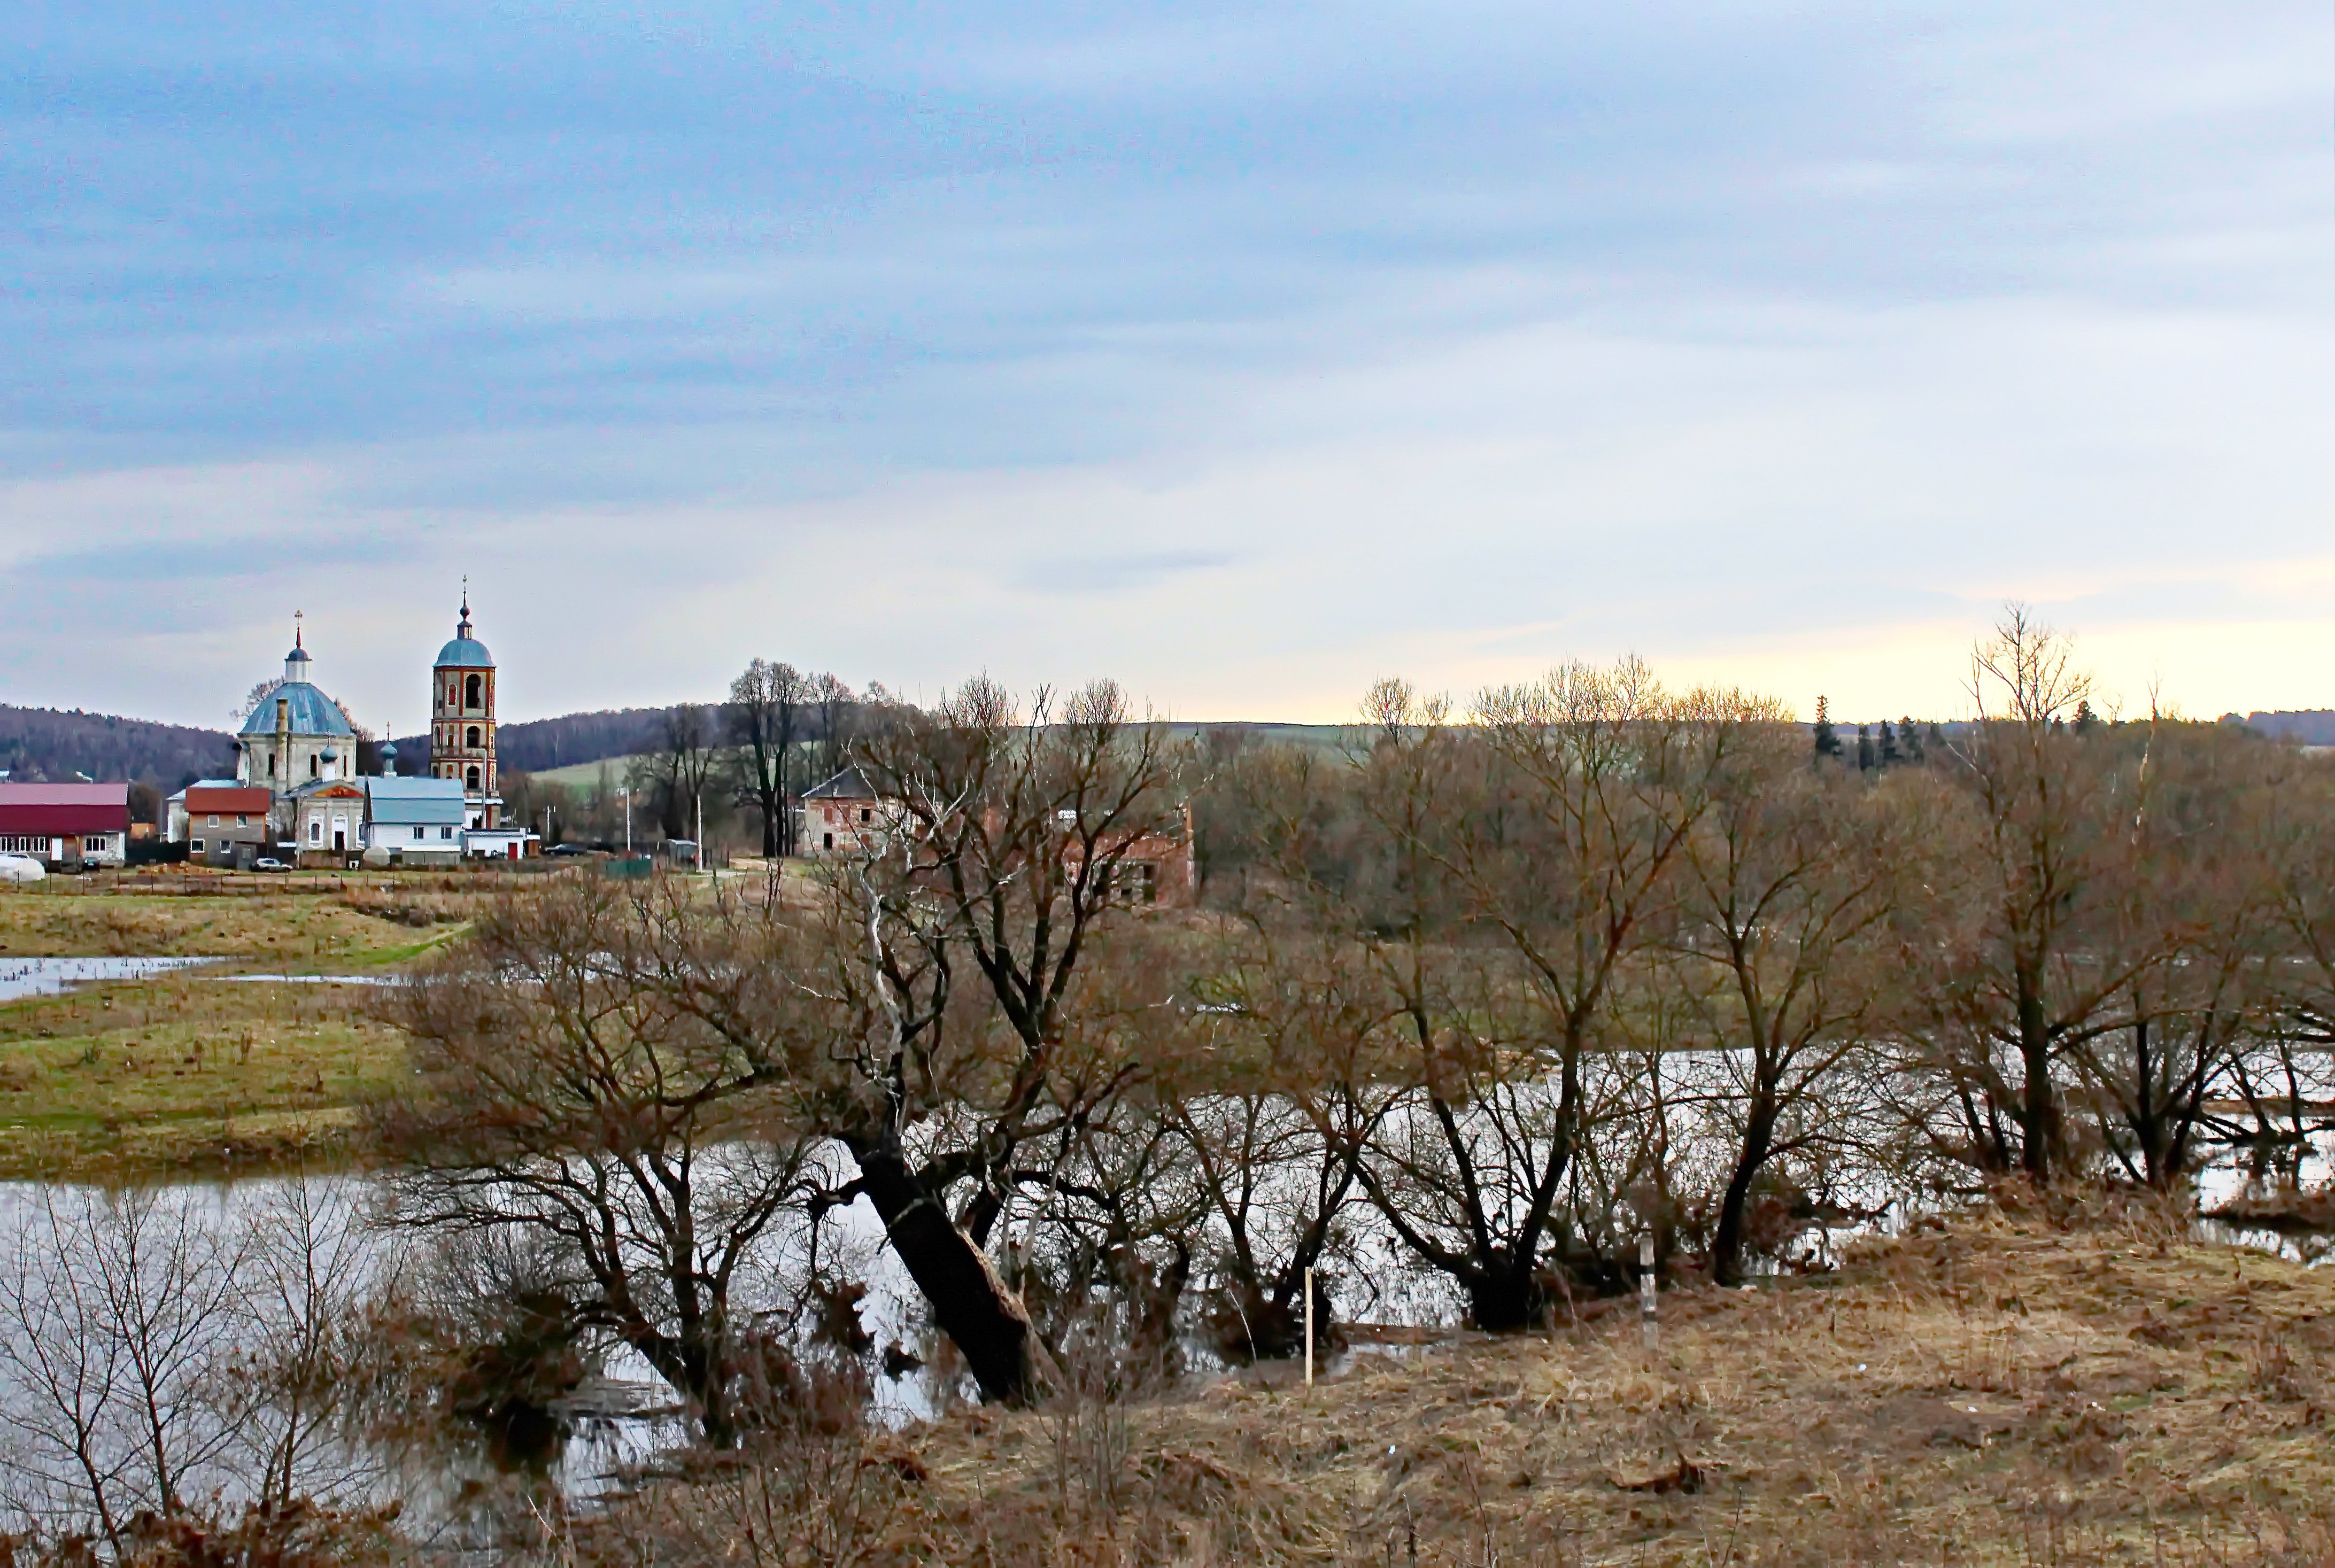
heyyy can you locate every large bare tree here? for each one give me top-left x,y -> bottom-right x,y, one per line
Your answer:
797,677 -> 1189,1401
378,880 -> 829,1446
730,658 -> 807,857
1673,708 -> 1922,1283
1935,608 -> 2161,1181
624,703 -> 724,844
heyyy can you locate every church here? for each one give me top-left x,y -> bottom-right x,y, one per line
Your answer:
172,593 -> 536,866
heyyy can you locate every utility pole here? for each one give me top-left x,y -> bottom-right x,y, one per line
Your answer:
1304,1266 -> 1315,1388
1640,1232 -> 1658,1352
694,791 -> 705,873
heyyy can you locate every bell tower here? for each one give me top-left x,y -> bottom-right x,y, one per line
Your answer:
431,584 -> 500,828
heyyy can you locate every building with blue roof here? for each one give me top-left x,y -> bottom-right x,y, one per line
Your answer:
361,774 -> 468,865
233,618 -> 361,796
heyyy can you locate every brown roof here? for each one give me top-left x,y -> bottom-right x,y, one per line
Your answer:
185,786 -> 272,814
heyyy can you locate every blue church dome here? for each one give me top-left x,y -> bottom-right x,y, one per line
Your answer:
237,682 -> 357,738
434,592 -> 495,669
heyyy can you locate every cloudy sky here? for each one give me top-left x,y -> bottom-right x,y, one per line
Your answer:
4,2 -> 2330,731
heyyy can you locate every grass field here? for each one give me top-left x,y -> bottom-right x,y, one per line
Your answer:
0,882 -> 472,964
0,872 -> 505,1176
527,754 -> 645,790
0,971 -> 408,1178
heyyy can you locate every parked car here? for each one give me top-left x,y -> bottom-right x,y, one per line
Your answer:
0,853 -> 44,884
252,856 -> 291,873
546,842 -> 595,857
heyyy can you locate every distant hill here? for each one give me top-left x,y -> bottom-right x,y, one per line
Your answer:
392,705 -> 705,777
0,706 -> 237,791
2244,711 -> 2335,746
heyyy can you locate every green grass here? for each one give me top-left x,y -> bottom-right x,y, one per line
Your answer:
526,755 -> 648,790
0,883 -> 488,1176
0,972 -> 409,1178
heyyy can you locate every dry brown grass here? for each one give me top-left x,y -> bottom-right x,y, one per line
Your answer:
601,1207 -> 2335,1566
0,880 -> 483,963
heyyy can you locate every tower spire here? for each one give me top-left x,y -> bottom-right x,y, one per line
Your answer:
294,609 -> 304,650
457,578 -> 472,637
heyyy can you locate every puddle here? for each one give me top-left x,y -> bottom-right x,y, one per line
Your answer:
0,956 -> 219,1002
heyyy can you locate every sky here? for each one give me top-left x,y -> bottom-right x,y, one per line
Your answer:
3,2 -> 2330,732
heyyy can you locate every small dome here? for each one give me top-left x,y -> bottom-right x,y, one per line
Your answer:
286,644 -> 311,665
435,592 -> 494,668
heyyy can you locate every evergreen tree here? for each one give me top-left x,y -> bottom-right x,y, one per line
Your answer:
2074,697 -> 2097,734
1878,719 -> 1901,766
1812,696 -> 1843,761
1927,721 -> 1945,752
1900,715 -> 1924,763
1855,723 -> 1875,772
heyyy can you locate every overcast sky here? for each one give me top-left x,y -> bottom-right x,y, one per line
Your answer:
4,2 -> 2330,732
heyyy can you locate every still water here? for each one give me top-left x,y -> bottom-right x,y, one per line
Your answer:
0,955 -> 219,1000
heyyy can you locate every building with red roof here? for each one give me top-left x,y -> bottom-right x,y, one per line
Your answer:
166,783 -> 275,866
0,782 -> 130,867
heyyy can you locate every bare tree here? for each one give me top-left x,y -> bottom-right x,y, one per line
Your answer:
731,658 -> 808,857
812,673 -> 858,782
377,879 -> 830,1447
1937,607 -> 2159,1181
0,1188 -> 246,1548
2068,724 -> 2294,1191
1169,925 -> 1397,1360
788,676 -> 1189,1402
215,1179 -> 399,1509
633,703 -> 722,843
1674,708 -> 1920,1284
2241,744 -> 2335,1183
1370,662 -> 1726,1326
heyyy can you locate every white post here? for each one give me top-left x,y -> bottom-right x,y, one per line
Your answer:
695,792 -> 704,872
1303,1266 -> 1315,1388
1639,1232 -> 1658,1351
623,789 -> 632,852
